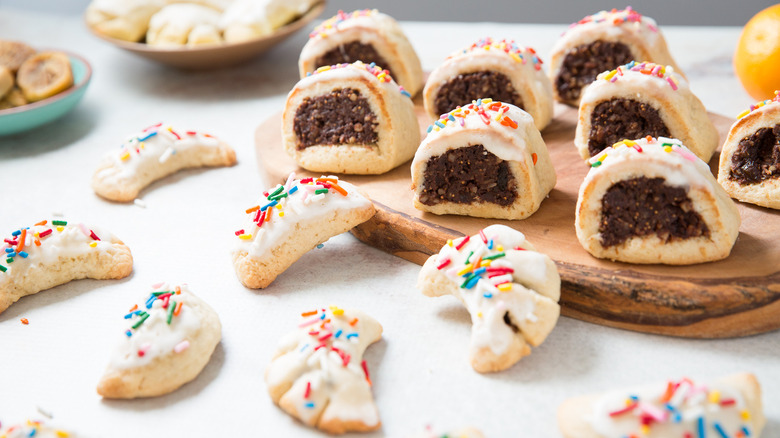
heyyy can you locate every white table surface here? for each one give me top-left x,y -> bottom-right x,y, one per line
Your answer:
0,8 -> 778,438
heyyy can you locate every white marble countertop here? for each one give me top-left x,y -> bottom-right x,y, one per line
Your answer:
0,8 -> 777,438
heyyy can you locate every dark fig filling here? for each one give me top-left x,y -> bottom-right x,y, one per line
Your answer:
599,176 -> 710,248
419,144 -> 517,207
729,124 -> 780,184
315,41 -> 396,78
588,98 -> 671,156
293,88 -> 379,149
433,71 -> 524,116
555,40 -> 634,102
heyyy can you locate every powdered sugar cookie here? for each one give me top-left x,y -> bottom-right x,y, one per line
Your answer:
232,174 -> 375,289
92,123 -> 236,202
265,306 -> 382,434
558,373 -> 766,438
0,219 -> 132,314
418,225 -> 561,373
97,282 -> 221,399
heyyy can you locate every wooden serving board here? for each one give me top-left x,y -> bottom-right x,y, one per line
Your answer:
255,101 -> 780,339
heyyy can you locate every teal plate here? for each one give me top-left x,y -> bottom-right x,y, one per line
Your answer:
0,53 -> 92,136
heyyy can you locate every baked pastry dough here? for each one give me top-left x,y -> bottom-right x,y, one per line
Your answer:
232,174 -> 376,289
146,3 -> 222,47
550,7 -> 682,107
558,373 -> 766,438
424,37 -> 553,131
718,91 -> 780,209
575,137 -> 740,264
576,61 -> 718,162
219,0 -> 317,43
411,99 -> 556,219
300,9 -> 423,96
98,282 -> 221,398
265,306 -> 382,434
418,225 -> 560,373
92,123 -> 236,202
0,219 -> 133,314
283,61 -> 420,175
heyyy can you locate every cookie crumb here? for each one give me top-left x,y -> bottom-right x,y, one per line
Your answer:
21,318 -> 29,325
134,198 -> 147,208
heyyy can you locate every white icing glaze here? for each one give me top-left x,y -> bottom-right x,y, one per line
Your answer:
89,0 -> 166,17
585,137 -> 713,189
0,220 -> 120,275
296,61 -> 412,99
108,282 -> 202,369
232,175 -> 372,259
430,224 -> 559,355
307,9 -> 382,40
585,61 -> 689,102
93,123 -> 221,188
0,419 -> 74,438
147,3 -> 222,46
589,378 -> 757,437
219,0 -> 315,32
265,307 -> 381,427
552,7 -> 660,54
415,100 -> 535,163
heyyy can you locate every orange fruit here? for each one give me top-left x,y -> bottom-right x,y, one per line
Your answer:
734,4 -> 780,100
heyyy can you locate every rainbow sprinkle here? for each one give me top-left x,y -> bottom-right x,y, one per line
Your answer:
0,220 -> 101,274
124,285 -> 184,336
0,419 -> 71,438
568,6 -> 655,31
427,98 -> 519,133
115,123 -> 213,164
455,37 -> 544,71
438,229 -> 523,294
589,136 -> 698,168
306,61 -> 411,98
235,175 -> 350,243
737,90 -> 780,119
598,61 -> 680,90
309,9 -> 377,39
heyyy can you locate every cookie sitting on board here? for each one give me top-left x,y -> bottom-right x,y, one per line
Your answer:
98,282 -> 221,399
232,174 -> 375,289
265,306 -> 382,434
417,224 -> 561,373
0,219 -> 132,314
92,123 -> 236,203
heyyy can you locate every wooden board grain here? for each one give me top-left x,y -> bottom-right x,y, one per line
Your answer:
255,100 -> 780,338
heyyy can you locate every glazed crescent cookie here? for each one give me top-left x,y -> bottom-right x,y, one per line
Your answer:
219,0 -> 317,43
300,9 -> 424,96
265,306 -> 382,435
97,282 -> 221,399
576,61 -> 718,162
717,91 -> 780,209
146,3 -> 223,47
92,123 -> 237,202
232,174 -> 376,289
411,99 -> 556,220
283,61 -> 420,175
575,137 -> 740,264
0,419 -> 75,437
418,225 -> 561,373
86,0 -> 168,42
550,7 -> 682,107
558,373 -> 766,438
0,219 -> 133,314
424,37 -> 553,131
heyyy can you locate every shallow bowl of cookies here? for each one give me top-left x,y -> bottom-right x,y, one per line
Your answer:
86,1 -> 326,70
0,52 -> 92,137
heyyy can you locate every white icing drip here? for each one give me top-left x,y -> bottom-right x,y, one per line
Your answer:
296,61 -> 410,98
232,176 -> 372,259
108,283 -> 202,369
590,64 -> 688,93
589,378 -> 755,437
554,8 -> 660,52
432,224 -> 559,355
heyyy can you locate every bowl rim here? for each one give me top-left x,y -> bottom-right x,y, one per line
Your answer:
0,51 -> 93,117
85,0 -> 326,54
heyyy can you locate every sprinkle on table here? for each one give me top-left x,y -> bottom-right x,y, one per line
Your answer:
20,318 -> 29,325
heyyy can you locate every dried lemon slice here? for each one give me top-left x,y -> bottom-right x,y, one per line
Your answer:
17,52 -> 73,102
0,40 -> 36,72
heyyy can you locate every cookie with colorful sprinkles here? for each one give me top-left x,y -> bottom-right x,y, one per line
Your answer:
418,225 -> 561,373
718,90 -> 780,209
575,136 -> 740,265
0,219 -> 132,314
299,9 -> 424,96
231,174 -> 375,289
92,122 -> 236,202
558,373 -> 766,438
97,282 -> 221,399
550,7 -> 682,106
283,61 -> 420,175
575,61 -> 718,162
423,37 -> 553,131
0,419 -> 74,438
411,99 -> 556,220
265,306 -> 382,435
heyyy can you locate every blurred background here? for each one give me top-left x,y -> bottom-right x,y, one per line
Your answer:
2,0 -> 776,25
